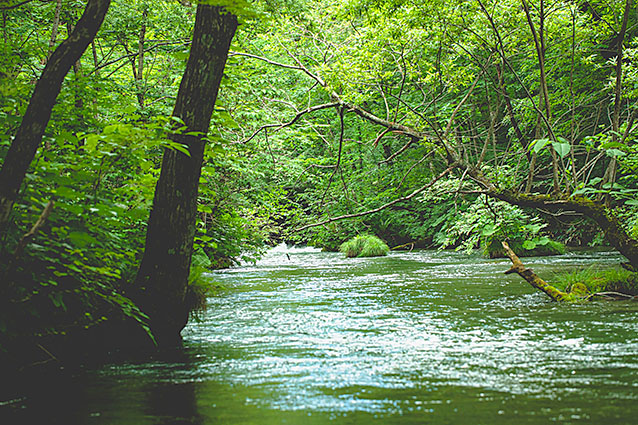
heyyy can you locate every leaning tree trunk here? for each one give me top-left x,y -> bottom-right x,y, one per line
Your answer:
491,190 -> 638,268
501,241 -> 571,301
0,0 -> 111,235
133,5 -> 238,346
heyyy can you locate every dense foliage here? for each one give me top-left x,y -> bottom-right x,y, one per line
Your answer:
0,0 -> 637,361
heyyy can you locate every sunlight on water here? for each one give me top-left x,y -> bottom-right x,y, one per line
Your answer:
180,247 -> 638,423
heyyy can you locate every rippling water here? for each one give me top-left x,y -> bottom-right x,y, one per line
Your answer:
2,247 -> 638,424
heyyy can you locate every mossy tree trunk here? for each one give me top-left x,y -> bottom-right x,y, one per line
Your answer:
501,241 -> 572,302
490,190 -> 638,268
0,0 -> 111,236
133,5 -> 238,346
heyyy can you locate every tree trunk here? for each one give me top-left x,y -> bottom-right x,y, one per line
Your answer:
600,0 -> 631,204
491,190 -> 638,268
46,0 -> 64,61
133,5 -> 238,346
0,0 -> 111,235
502,241 -> 571,301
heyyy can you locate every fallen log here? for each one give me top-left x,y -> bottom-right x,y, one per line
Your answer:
501,241 -> 573,302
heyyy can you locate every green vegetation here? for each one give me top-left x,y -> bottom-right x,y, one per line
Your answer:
552,267 -> 638,297
1,0 -> 638,364
442,197 -> 566,258
340,235 -> 390,258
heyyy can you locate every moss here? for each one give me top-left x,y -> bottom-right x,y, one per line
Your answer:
569,282 -> 590,297
340,235 -> 390,258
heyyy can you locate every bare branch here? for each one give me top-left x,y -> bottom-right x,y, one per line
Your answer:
295,164 -> 456,232
320,106 -> 345,206
239,102 -> 340,144
229,51 -> 307,73
13,200 -> 54,257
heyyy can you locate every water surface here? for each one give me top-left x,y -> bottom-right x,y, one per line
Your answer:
2,247 -> 637,424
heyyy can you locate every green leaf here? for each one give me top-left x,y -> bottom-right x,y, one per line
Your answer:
68,231 -> 99,248
552,141 -> 571,158
522,240 -> 536,250
481,224 -> 497,236
536,236 -> 550,246
530,138 -> 550,153
606,149 -> 626,158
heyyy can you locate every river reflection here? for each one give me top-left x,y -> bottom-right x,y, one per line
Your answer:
2,247 -> 638,424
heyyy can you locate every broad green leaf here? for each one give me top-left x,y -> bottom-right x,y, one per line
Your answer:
537,237 -> 550,246
552,141 -> 571,158
531,138 -> 550,154
606,149 -> 626,158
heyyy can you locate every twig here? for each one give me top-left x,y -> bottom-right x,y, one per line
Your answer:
587,291 -> 637,301
320,106 -> 345,206
13,200 -> 54,257
240,102 -> 339,144
295,164 -> 456,232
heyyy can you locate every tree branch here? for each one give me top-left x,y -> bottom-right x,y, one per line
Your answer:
239,102 -> 340,144
502,241 -> 571,301
295,164 -> 456,232
13,200 -> 54,257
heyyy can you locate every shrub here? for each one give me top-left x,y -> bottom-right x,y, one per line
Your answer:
340,235 -> 390,258
484,238 -> 566,258
442,197 -> 565,257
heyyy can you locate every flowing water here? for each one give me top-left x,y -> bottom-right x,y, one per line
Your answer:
2,246 -> 638,424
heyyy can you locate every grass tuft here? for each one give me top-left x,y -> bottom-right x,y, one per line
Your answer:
340,235 -> 390,258
551,266 -> 638,296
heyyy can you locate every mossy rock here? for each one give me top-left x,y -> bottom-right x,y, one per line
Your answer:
568,282 -> 590,298
340,235 -> 390,258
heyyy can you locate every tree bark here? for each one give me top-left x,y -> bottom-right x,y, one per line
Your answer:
133,5 -> 238,346
502,241 -> 571,301
0,0 -> 111,235
491,190 -> 638,268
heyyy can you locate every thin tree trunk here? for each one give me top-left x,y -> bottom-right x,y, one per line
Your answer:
600,0 -> 631,204
133,5 -> 238,346
67,20 -> 85,131
46,0 -> 63,60
522,0 -> 560,193
136,7 -> 148,109
0,0 -> 111,235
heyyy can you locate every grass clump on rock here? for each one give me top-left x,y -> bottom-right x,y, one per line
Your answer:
340,235 -> 390,258
552,267 -> 638,297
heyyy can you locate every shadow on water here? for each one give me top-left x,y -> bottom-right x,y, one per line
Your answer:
0,349 -> 204,425
2,246 -> 638,424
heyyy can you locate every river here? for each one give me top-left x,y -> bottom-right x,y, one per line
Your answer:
2,246 -> 638,424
